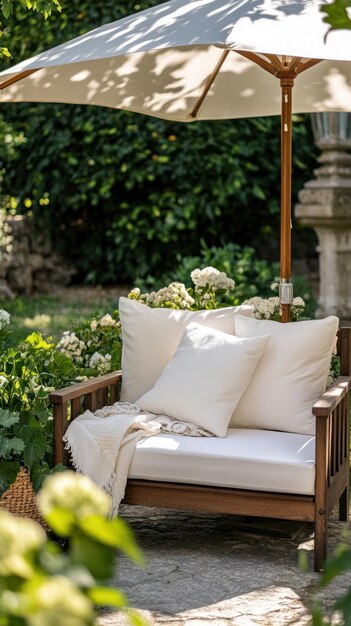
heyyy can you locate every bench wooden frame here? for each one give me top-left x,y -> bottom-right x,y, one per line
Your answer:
49,327 -> 351,571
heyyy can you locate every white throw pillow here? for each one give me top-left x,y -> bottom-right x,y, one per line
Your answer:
230,315 -> 339,435
137,322 -> 270,437
119,297 -> 253,402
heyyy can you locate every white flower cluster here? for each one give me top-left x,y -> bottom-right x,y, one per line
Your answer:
38,471 -> 111,521
292,296 -> 305,308
0,375 -> 7,388
27,576 -> 94,626
90,313 -> 119,331
0,308 -> 10,330
243,295 -> 306,320
243,296 -> 280,319
191,267 -> 235,292
129,282 -> 195,309
89,351 -> 112,374
0,510 -> 46,578
57,331 -> 86,364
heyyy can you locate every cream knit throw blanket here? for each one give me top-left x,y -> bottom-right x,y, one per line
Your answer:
63,401 -> 212,517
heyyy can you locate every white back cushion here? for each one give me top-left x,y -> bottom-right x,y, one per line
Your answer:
119,297 -> 253,402
137,322 -> 270,437
230,315 -> 339,435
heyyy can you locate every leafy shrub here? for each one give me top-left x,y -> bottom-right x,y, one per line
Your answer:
311,535 -> 351,626
137,243 -> 279,301
0,471 -> 144,626
135,242 -> 316,315
57,312 -> 122,374
0,307 -> 124,494
0,333 -> 78,494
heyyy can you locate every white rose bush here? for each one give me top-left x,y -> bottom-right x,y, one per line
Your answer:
0,471 -> 145,626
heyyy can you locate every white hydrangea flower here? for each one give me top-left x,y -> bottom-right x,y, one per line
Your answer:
89,351 -> 112,374
293,296 -> 305,307
0,511 -> 46,578
271,282 -> 279,292
0,308 -> 10,330
90,319 -> 98,331
137,282 -> 195,309
38,471 -> 111,521
27,576 -> 94,626
57,332 -> 86,364
0,375 -> 7,388
191,267 -> 235,292
243,296 -> 280,320
128,287 -> 141,298
99,314 -> 116,327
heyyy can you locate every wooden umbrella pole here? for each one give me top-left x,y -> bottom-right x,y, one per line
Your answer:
280,76 -> 294,323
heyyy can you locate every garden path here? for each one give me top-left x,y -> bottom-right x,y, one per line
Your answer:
98,505 -> 350,626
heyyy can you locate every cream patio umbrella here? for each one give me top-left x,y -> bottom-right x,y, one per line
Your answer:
1,0 -> 351,320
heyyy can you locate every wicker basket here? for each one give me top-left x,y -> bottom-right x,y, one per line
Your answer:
0,466 -> 45,526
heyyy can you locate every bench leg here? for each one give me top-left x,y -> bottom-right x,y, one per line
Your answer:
339,485 -> 349,522
314,509 -> 327,572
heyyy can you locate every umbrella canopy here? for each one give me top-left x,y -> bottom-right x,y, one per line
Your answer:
1,0 -> 351,319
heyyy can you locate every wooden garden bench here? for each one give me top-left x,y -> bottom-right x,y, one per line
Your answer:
50,326 -> 351,571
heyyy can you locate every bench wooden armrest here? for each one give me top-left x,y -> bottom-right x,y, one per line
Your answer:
49,371 -> 122,403
49,370 -> 122,465
312,376 -> 351,417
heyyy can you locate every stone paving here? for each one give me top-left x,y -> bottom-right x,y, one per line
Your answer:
98,504 -> 351,626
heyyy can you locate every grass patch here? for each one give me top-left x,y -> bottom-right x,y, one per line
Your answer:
0,287 -> 126,346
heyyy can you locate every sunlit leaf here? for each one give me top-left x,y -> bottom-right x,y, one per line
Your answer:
88,586 -> 127,608
79,516 -> 144,565
321,0 -> 351,32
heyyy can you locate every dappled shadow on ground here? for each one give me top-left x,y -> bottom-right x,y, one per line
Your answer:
98,504 -> 351,625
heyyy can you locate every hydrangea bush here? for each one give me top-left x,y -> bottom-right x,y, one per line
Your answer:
129,267 -> 306,321
0,471 -> 145,626
56,312 -> 122,377
243,283 -> 306,322
130,266 -> 239,310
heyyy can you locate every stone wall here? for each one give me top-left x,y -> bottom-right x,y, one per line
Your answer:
0,215 -> 75,298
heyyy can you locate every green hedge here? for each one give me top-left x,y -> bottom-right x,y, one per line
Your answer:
0,0 -> 318,283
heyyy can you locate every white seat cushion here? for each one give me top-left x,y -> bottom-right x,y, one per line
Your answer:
128,428 -> 316,495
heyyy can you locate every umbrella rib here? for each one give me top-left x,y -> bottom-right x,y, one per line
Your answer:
235,51 -> 276,76
295,57 -> 322,75
190,49 -> 229,119
0,69 -> 41,91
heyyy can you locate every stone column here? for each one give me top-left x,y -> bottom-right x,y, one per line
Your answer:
295,118 -> 351,323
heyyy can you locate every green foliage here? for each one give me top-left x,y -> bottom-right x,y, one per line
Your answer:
138,242 -> 279,302
321,0 -> 351,32
0,290 -> 118,345
136,242 -> 316,316
0,409 -> 23,493
0,471 -> 145,626
130,263 -> 308,322
0,332 -> 79,494
0,0 -> 61,58
0,308 -> 122,494
0,0 -> 318,284
312,537 -> 351,626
